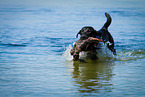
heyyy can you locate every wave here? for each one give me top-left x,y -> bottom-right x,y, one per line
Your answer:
0,8 -> 53,13
110,10 -> 145,17
63,44 -> 145,62
0,43 -> 27,47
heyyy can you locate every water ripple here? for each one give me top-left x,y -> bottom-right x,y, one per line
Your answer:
0,43 -> 27,47
110,10 -> 145,17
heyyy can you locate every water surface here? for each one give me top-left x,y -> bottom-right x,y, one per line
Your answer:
0,0 -> 145,97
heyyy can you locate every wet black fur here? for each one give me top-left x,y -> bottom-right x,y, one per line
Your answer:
76,13 -> 116,55
71,13 -> 116,61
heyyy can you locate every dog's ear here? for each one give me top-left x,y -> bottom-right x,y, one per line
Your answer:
76,30 -> 81,38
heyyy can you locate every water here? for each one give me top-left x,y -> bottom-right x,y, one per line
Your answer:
0,0 -> 145,97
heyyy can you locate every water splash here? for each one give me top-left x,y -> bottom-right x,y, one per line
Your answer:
63,44 -> 115,62
63,44 -> 145,62
115,49 -> 145,61
62,45 -> 73,61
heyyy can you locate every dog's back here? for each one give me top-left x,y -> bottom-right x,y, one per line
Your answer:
98,13 -> 116,55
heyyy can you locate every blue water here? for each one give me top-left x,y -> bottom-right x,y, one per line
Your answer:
0,0 -> 145,97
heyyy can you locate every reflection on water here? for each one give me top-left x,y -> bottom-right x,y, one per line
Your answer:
66,61 -> 115,93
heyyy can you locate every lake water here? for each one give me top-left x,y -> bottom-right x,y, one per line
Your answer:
0,0 -> 145,97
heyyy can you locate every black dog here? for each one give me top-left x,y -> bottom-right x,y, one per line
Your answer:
70,13 -> 116,61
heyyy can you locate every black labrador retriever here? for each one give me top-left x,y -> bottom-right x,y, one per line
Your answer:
70,13 -> 116,61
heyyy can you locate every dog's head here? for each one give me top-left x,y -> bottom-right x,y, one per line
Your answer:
76,26 -> 98,40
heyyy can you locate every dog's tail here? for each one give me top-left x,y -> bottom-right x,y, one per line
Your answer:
102,13 -> 112,29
